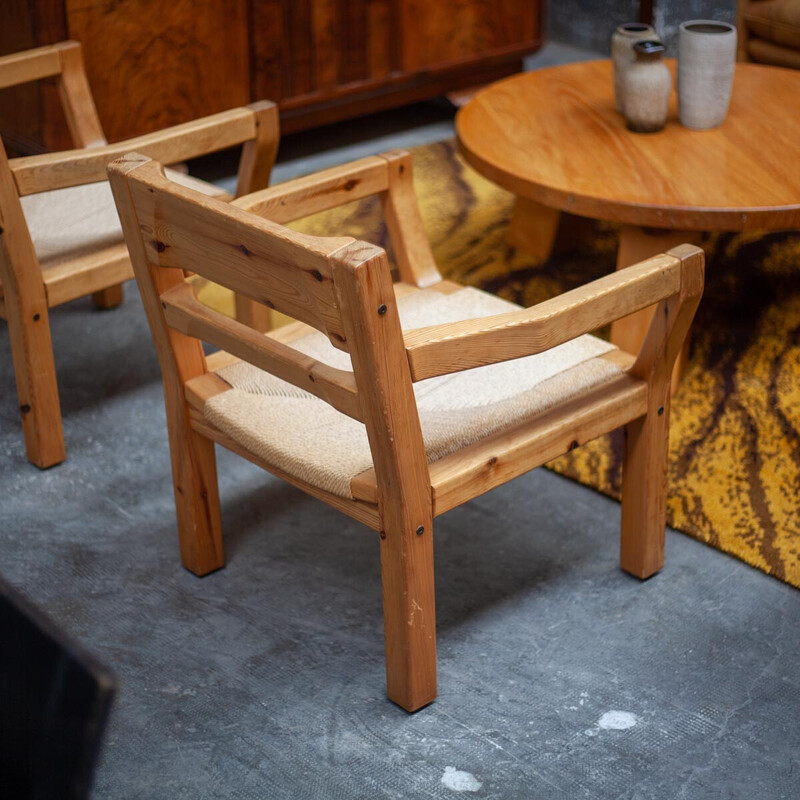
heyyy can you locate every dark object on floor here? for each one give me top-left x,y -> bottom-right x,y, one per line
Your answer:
0,575 -> 115,799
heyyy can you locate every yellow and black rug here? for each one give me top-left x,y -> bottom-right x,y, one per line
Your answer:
196,140 -> 800,589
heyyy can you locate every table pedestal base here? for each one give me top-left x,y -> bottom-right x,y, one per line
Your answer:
610,226 -> 703,393
507,198 -> 596,261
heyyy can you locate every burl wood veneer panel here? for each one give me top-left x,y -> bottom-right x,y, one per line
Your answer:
250,0 -> 542,132
399,0 -> 541,70
64,0 -> 250,142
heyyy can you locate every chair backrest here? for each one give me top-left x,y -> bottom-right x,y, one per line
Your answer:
0,41 -> 106,149
231,148 -> 442,288
0,41 -> 278,199
0,42 -> 277,305
108,153 -> 431,506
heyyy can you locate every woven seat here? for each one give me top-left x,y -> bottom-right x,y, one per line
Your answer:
206,286 -> 620,498
20,170 -> 227,270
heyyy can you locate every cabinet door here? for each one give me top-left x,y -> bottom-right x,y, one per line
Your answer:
399,0 -> 541,71
250,0 -> 395,103
65,0 -> 250,141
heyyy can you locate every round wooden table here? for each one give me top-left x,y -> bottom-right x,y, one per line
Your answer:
456,60 -> 800,368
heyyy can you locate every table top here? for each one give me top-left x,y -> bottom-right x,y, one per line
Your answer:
456,60 -> 800,230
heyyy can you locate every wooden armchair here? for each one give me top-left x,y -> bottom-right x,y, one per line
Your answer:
108,150 -> 703,712
737,0 -> 800,68
0,41 -> 279,469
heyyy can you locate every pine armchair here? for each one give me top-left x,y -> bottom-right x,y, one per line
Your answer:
108,150 -> 703,712
0,41 -> 279,469
737,0 -> 800,68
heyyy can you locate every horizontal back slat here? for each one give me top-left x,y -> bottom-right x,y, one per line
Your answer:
127,161 -> 353,341
162,283 -> 362,421
234,156 -> 389,223
11,109 -> 257,196
0,45 -> 62,90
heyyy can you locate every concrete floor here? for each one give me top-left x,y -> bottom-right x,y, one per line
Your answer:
2,41 -> 799,799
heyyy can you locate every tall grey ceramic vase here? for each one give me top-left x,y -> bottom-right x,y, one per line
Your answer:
612,22 -> 658,113
678,20 -> 737,130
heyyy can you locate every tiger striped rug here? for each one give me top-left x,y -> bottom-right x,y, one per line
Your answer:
195,140 -> 800,589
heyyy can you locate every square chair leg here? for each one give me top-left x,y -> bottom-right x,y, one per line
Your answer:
379,520 -> 437,712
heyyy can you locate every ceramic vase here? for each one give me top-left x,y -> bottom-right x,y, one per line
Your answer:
612,22 -> 658,113
624,40 -> 672,133
678,20 -> 737,130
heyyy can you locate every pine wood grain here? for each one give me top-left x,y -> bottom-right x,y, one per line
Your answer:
108,154 -> 224,576
0,46 -> 278,466
457,61 -> 800,231
11,108 -> 258,196
234,156 -> 389,222
0,138 -> 64,468
112,150 -> 701,712
162,282 -> 362,421
610,227 -> 703,394
404,254 -> 681,380
331,241 -> 437,712
620,245 -> 704,578
0,44 -> 61,90
380,150 -> 442,288
429,370 -> 647,517
125,160 -> 352,340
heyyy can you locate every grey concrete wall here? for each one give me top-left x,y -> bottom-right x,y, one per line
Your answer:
548,0 -> 737,54
548,0 -> 640,54
653,0 -> 737,51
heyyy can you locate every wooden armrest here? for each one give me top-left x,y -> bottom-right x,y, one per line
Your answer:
403,253 -> 684,381
233,155 -> 390,222
235,149 -> 442,289
0,44 -> 62,90
10,105 -> 267,196
160,282 -> 362,421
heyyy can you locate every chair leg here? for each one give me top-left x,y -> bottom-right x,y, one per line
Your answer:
167,416 -> 225,576
91,283 -> 124,310
379,519 -> 437,712
620,396 -> 670,579
5,293 -> 65,469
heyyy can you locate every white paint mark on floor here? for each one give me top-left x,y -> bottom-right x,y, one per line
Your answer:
441,767 -> 482,793
597,710 -> 638,730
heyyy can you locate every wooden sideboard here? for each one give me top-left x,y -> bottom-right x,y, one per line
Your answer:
1,0 -> 543,152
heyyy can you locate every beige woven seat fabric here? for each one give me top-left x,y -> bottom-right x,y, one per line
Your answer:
20,169 -> 226,270
205,286 -> 622,499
